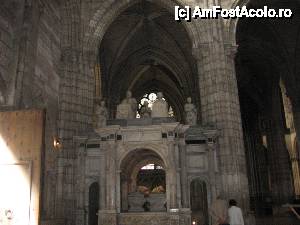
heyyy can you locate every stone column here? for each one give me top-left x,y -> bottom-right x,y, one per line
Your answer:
179,141 -> 189,208
206,138 -> 217,202
75,143 -> 86,225
99,152 -> 106,210
56,48 -> 95,224
192,43 -> 250,210
98,141 -> 117,225
168,141 -> 178,210
264,85 -> 294,205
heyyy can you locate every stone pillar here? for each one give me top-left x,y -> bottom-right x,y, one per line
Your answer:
179,142 -> 189,208
105,142 -> 117,210
56,48 -> 95,223
99,153 -> 106,210
265,85 -> 294,206
206,138 -> 217,202
179,208 -> 191,225
98,141 -> 117,225
192,43 -> 250,210
98,210 -> 117,225
168,141 -> 178,210
75,143 -> 87,225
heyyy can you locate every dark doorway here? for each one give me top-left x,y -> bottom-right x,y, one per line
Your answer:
190,179 -> 208,225
89,182 -> 99,225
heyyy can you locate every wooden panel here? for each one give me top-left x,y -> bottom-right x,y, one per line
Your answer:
0,110 -> 44,225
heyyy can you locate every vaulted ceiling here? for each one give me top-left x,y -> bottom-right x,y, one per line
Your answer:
99,1 -> 199,120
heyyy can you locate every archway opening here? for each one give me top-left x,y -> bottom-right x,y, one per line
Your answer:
235,0 -> 300,217
98,0 -> 200,122
190,179 -> 208,225
88,182 -> 99,225
120,149 -> 166,212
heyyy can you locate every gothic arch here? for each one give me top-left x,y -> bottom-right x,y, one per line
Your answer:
83,0 -> 204,54
227,0 -> 250,44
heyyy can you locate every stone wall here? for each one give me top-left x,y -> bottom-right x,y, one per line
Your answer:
35,0 -> 61,219
0,0 -> 23,104
0,3 -> 12,102
0,0 -> 62,220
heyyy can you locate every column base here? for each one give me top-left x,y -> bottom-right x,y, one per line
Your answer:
98,210 -> 117,225
179,208 -> 191,225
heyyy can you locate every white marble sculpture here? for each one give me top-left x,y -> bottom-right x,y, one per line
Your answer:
152,92 -> 168,118
140,101 -> 151,118
95,100 -> 108,128
184,97 -> 197,125
116,90 -> 137,119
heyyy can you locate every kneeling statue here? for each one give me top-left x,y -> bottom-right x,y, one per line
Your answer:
116,90 -> 137,119
152,92 -> 168,118
184,97 -> 197,125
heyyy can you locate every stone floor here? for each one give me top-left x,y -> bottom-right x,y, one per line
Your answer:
255,216 -> 300,225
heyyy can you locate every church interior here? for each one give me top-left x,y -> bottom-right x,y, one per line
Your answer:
0,0 -> 300,225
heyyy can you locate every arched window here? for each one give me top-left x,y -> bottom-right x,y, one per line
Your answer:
136,92 -> 174,118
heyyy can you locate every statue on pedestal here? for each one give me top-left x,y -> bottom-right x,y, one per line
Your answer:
184,97 -> 197,125
140,101 -> 151,118
116,90 -> 137,119
152,92 -> 168,118
95,100 -> 108,128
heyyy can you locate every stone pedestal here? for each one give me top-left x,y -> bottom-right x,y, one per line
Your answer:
98,210 -> 117,225
179,208 -> 191,225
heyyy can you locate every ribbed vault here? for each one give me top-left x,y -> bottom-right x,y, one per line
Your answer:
99,0 -> 199,121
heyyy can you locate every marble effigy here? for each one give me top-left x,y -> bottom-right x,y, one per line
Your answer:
128,192 -> 166,212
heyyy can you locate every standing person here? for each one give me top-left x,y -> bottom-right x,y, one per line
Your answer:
228,199 -> 244,225
209,196 -> 228,225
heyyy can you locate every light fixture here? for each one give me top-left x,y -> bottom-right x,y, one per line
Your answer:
53,137 -> 62,150
192,221 -> 196,225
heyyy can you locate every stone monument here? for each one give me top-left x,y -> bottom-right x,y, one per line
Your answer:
95,100 -> 108,128
140,101 -> 152,118
151,92 -> 168,118
116,90 -> 137,119
184,97 -> 197,125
